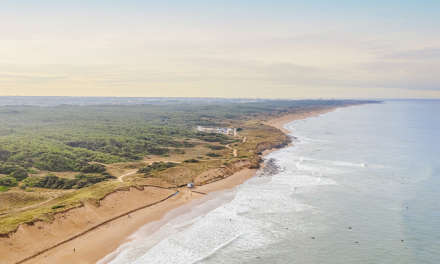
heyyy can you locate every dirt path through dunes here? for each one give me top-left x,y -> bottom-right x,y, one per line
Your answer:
9,107 -> 349,264
4,187 -> 176,264
21,170 -> 256,264
117,170 -> 138,182
242,137 -> 247,142
143,160 -> 182,165
226,144 -> 238,157
118,162 -> 183,182
1,191 -> 73,217
234,128 -> 237,136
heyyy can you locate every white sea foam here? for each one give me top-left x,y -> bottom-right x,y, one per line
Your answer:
301,157 -> 366,167
130,189 -> 276,263
104,101 -> 440,263
102,106 -> 376,264
189,233 -> 243,264
103,146 -> 331,264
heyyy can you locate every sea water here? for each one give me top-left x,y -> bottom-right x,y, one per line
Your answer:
100,100 -> 440,264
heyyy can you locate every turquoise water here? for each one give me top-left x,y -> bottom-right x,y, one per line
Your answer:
101,100 -> 440,264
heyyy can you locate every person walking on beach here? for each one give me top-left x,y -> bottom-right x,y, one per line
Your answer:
74,248 -> 75,253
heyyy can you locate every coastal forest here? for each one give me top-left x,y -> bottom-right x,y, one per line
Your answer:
0,100 -> 359,180
0,99 -> 377,237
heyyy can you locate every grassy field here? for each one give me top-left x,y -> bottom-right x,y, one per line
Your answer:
0,181 -> 124,234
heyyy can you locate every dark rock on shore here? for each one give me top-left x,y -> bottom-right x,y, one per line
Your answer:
259,158 -> 281,177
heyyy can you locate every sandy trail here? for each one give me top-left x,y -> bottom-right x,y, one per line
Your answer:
144,160 -> 182,164
242,136 -> 247,142
6,106 -> 344,264
226,144 -> 238,157
118,162 -> 183,182
23,169 -> 256,264
117,170 -> 137,182
1,191 -> 72,217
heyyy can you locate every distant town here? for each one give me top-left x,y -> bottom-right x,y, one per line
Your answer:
0,96 -> 279,106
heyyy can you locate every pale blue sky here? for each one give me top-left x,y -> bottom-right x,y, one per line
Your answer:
1,0 -> 439,98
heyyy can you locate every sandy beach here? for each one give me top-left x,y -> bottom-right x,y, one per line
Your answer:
24,169 -> 257,264
263,107 -> 340,134
20,106 -> 339,264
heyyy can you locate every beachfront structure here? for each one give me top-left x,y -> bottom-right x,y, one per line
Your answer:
197,126 -> 234,135
187,182 -> 194,188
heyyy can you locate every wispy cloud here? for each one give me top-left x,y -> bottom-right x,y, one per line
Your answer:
379,48 -> 440,61
1,0 -> 440,98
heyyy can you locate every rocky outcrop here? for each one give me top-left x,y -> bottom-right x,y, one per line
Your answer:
258,158 -> 282,177
254,137 -> 291,155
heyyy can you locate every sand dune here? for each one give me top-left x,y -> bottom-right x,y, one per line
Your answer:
2,106 -> 340,264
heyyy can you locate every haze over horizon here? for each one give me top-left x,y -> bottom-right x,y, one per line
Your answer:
1,0 -> 440,99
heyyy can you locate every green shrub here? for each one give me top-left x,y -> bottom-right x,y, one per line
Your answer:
183,159 -> 199,163
0,164 -> 18,175
81,163 -> 106,173
28,173 -> 115,190
206,152 -> 222,157
138,162 -> 178,174
147,148 -> 170,155
0,176 -> 18,187
28,168 -> 38,174
11,169 -> 29,181
205,145 -> 226,150
51,205 -> 65,209
22,177 -> 42,187
172,149 -> 186,154
0,186 -> 10,192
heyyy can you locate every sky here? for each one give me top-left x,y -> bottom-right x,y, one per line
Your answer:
1,0 -> 440,99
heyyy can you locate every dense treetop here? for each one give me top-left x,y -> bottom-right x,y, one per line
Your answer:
0,100 -> 374,176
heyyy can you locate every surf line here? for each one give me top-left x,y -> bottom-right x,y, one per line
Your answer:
189,233 -> 243,264
13,188 -> 178,264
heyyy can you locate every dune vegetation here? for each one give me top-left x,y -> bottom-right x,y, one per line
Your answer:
0,100 -> 375,235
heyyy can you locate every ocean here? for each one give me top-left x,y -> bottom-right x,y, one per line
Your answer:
99,100 -> 440,264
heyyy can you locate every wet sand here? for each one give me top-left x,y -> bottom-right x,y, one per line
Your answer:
263,106 -> 340,134
25,169 -> 257,264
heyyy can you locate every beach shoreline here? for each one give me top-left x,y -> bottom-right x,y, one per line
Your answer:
20,106 -> 340,264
